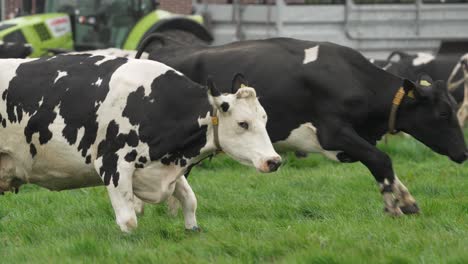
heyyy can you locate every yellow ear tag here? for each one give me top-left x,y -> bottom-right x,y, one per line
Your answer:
240,84 -> 247,88
407,90 -> 415,98
419,80 -> 431,87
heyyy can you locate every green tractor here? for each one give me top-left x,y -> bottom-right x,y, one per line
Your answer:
0,0 -> 212,57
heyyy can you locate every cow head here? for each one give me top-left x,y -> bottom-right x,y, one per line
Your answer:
399,75 -> 467,163
206,75 -> 281,173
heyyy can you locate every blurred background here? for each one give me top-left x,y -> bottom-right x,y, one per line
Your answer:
1,0 -> 467,58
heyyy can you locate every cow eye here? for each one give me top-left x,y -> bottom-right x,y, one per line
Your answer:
440,111 -> 450,119
238,121 -> 249,130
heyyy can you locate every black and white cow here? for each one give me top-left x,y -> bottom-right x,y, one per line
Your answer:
375,51 -> 465,104
139,37 -> 467,216
0,54 -> 281,232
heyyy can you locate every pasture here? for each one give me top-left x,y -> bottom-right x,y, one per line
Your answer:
0,132 -> 467,263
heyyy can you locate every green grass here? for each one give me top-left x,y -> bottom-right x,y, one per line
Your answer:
1,133 -> 467,263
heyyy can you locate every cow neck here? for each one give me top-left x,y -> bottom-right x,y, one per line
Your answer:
185,106 -> 222,178
365,73 -> 405,138
385,77 -> 415,135
388,87 -> 406,134
211,106 -> 222,152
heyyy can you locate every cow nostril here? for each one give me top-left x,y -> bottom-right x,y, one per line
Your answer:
267,159 -> 281,172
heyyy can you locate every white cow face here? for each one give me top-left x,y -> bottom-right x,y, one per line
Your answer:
207,77 -> 281,173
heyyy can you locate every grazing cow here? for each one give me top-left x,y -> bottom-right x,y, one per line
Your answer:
138,37 -> 467,216
0,54 -> 281,232
377,51 -> 465,104
0,41 -> 32,58
448,54 -> 468,127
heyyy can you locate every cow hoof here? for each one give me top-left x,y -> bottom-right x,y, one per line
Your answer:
384,206 -> 403,217
118,218 -> 138,233
186,226 -> 202,233
400,203 -> 420,215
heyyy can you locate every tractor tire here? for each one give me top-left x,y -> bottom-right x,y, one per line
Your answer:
142,29 -> 208,54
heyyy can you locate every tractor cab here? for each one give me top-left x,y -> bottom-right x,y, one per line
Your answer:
52,0 -> 159,50
0,0 -> 212,57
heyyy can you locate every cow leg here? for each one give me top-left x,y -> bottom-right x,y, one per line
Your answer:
133,195 -> 145,216
167,195 -> 181,217
393,176 -> 419,214
96,161 -> 137,233
319,126 -> 403,216
457,101 -> 468,127
172,176 -> 199,231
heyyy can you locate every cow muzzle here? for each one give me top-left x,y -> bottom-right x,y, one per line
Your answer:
258,156 -> 282,173
450,150 -> 468,164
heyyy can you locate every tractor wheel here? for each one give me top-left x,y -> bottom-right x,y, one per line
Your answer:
142,29 -> 207,54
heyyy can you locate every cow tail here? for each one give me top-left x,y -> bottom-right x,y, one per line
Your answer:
136,33 -> 165,59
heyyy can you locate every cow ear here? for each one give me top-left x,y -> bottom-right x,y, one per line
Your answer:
207,76 -> 221,97
231,73 -> 249,93
402,78 -> 432,100
412,74 -> 434,100
236,87 -> 257,99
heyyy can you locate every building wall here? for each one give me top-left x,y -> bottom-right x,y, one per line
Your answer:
159,0 -> 193,14
4,0 -> 22,19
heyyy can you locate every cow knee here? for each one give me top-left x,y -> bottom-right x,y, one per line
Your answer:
133,196 -> 145,216
167,195 -> 181,217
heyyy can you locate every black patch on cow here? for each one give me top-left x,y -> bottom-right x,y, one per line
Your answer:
122,70 -> 210,167
5,54 -> 128,161
125,150 -> 137,162
1,119 -> 6,128
85,155 -> 92,164
138,156 -> 147,164
97,121 -> 121,186
29,143 -> 37,158
135,163 -> 144,169
127,130 -> 139,147
220,102 -> 230,112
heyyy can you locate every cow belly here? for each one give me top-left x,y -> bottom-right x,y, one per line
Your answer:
0,124 -> 100,191
132,162 -> 184,204
274,122 -> 340,161
29,139 -> 100,191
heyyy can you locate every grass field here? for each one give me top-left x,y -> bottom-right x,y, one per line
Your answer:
0,133 -> 467,263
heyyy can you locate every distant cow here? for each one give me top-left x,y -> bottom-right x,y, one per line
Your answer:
0,54 -> 281,232
376,51 -> 465,104
139,37 -> 467,216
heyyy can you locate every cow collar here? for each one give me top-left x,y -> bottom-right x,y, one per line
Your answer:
211,107 -> 222,152
388,87 -> 415,134
388,87 -> 405,134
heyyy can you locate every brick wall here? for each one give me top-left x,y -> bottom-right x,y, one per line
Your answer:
195,1 -> 308,3
159,0 -> 193,14
4,0 -> 22,19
